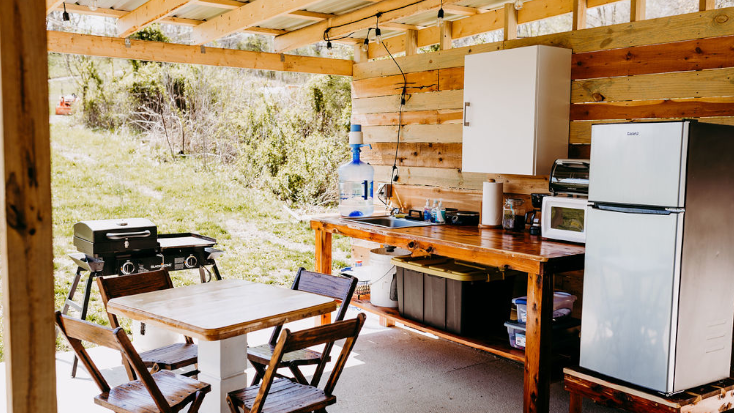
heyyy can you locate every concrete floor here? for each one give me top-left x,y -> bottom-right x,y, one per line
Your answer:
2,308 -> 620,413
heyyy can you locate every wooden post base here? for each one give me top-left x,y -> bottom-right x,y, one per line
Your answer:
379,316 -> 395,327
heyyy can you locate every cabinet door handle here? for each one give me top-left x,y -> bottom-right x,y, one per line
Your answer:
463,102 -> 471,126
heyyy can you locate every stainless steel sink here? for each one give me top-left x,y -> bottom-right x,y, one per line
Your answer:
343,216 -> 437,228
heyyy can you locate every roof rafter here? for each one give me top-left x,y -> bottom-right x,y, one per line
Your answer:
47,0 -> 64,15
47,31 -> 354,76
443,4 -> 482,16
273,0 -> 464,53
194,0 -> 335,21
117,0 -> 193,37
190,0 -> 324,45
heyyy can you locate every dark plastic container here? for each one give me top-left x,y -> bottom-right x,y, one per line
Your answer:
394,257 -> 516,336
504,318 -> 581,350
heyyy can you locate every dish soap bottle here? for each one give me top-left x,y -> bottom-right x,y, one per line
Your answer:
338,124 -> 374,217
435,200 -> 446,223
423,199 -> 432,222
430,200 -> 438,222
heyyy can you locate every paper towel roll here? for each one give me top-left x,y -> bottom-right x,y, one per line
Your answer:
481,181 -> 503,227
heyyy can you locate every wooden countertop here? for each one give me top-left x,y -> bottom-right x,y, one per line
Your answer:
311,216 -> 585,273
107,280 -> 337,341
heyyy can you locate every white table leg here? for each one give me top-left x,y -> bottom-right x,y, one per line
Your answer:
197,335 -> 249,413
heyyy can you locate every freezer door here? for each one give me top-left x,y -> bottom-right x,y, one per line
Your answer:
589,122 -> 688,207
580,207 -> 683,393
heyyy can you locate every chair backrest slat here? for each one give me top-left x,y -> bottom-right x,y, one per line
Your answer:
268,268 -> 357,346
281,316 -> 362,354
55,312 -> 174,413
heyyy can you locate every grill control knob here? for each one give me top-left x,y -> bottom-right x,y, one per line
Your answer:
121,260 -> 135,275
184,255 -> 198,269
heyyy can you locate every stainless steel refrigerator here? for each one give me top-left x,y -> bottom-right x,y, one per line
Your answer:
579,120 -> 734,393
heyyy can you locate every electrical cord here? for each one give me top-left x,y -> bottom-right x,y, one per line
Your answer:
379,27 -> 407,185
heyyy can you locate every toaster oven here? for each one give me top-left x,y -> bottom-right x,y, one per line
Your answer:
541,196 -> 588,243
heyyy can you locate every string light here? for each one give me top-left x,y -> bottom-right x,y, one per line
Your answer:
62,2 -> 71,26
514,0 -> 524,10
89,0 -> 98,11
437,0 -> 444,26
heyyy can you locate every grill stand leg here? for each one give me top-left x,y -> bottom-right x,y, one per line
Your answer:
61,267 -> 84,316
70,270 -> 99,378
211,262 -> 222,280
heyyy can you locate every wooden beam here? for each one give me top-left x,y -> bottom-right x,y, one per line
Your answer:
381,22 -> 426,31
354,43 -> 369,63
504,3 -> 518,41
405,29 -> 418,56
573,0 -> 587,30
46,0 -> 64,15
440,21 -> 453,50
194,0 -> 242,9
631,0 -> 646,21
117,0 -> 192,37
443,4 -> 480,16
191,0 -> 323,45
700,0 -> 715,11
1,1 -> 57,413
289,10 -> 334,21
47,31 -> 354,76
274,0 -> 464,53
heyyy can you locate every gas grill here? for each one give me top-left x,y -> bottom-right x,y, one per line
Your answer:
62,218 -> 223,377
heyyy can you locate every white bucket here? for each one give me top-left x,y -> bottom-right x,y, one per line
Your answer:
368,247 -> 411,308
132,320 -> 181,352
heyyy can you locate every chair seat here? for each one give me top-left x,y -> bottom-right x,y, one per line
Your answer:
228,378 -> 336,413
94,370 -> 210,413
140,343 -> 198,370
247,344 -> 326,367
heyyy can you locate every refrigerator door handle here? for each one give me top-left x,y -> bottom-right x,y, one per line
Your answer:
593,204 -> 674,215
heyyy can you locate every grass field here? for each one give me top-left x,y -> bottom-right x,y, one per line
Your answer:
34,120 -> 351,357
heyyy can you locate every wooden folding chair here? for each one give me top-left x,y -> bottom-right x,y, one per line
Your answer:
247,268 -> 357,386
227,313 -> 366,413
55,311 -> 210,413
97,270 -> 198,380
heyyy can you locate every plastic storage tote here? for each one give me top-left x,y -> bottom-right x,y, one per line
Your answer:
512,292 -> 577,324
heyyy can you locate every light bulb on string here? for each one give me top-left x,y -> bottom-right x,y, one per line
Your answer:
374,28 -> 382,44
89,0 -> 98,11
361,38 -> 369,53
514,0 -> 524,10
62,2 -> 71,27
326,40 -> 333,57
437,7 -> 444,27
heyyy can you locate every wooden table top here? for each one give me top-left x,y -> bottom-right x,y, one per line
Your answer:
312,216 -> 585,273
107,280 -> 337,341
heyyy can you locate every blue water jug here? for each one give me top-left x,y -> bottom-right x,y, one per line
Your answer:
338,125 -> 374,217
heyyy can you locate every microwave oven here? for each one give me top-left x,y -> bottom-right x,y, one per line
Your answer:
541,196 -> 588,243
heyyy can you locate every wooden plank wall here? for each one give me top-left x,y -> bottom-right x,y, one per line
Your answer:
353,6 -> 734,214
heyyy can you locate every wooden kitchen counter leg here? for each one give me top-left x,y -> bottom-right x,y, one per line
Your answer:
569,392 -> 583,413
315,228 -> 333,326
523,269 -> 553,413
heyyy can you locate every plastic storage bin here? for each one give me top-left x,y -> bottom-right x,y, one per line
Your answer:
393,256 -> 516,336
512,292 -> 577,323
504,318 -> 581,350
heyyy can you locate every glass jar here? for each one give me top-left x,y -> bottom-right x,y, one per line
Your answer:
503,198 -> 526,232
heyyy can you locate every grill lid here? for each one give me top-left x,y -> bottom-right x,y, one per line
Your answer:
74,218 -> 158,256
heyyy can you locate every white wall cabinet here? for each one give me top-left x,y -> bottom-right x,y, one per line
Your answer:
462,45 -> 572,176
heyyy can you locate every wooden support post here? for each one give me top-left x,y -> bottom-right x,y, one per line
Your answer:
354,43 -> 369,63
379,317 -> 395,328
317,313 -> 332,327
631,0 -> 646,22
569,392 -> 583,413
440,21 -> 453,50
699,0 -> 715,11
573,0 -> 587,30
0,0 -> 58,411
314,228 -> 333,275
504,3 -> 518,41
405,29 -> 418,56
523,270 -> 553,413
